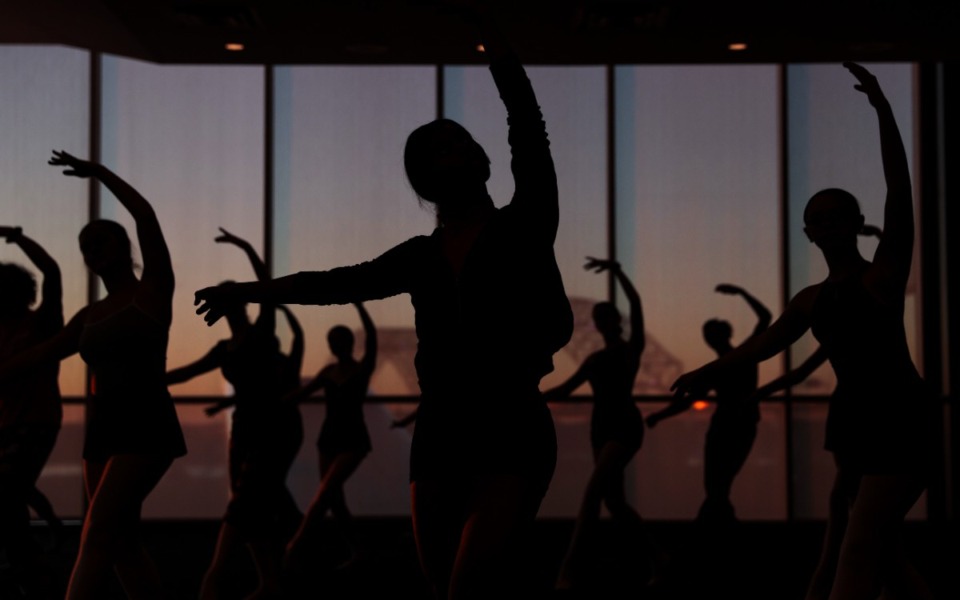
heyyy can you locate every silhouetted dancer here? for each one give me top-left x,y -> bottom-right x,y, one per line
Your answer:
281,302 -> 376,573
750,225 -> 911,600
0,152 -> 188,599
671,63 -> 934,600
0,226 -> 64,596
542,257 -> 655,592
166,228 -> 304,600
194,5 -> 573,598
648,283 -> 771,524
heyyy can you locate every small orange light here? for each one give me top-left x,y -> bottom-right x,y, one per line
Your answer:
728,42 -> 748,51
693,400 -> 710,411
476,43 -> 485,53
225,43 -> 245,52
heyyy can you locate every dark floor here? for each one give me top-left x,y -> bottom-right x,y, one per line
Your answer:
2,518 -> 956,599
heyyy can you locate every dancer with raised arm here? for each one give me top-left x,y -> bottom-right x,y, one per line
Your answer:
0,226 -> 64,595
166,228 -> 304,600
671,63 -> 934,600
282,302 -> 376,573
647,283 -> 771,523
194,4 -> 573,597
542,257 -> 648,592
1,152 -> 187,599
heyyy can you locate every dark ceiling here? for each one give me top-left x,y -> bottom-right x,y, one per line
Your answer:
2,0 -> 959,65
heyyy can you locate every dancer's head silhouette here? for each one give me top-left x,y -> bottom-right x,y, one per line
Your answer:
327,325 -> 355,361
702,319 -> 733,353
404,119 -> 493,219
592,302 -> 622,338
77,219 -> 134,277
803,188 -> 865,252
0,262 -> 35,316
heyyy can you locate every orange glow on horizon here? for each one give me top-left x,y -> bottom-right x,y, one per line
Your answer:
728,42 -> 748,51
693,400 -> 709,411
225,43 -> 245,52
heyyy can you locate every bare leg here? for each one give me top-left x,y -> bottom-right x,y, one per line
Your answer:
66,454 -> 172,600
555,441 -> 637,590
411,480 -> 464,600
805,464 -> 857,600
827,473 -> 926,600
284,451 -> 366,570
198,522 -> 241,600
447,475 -> 542,600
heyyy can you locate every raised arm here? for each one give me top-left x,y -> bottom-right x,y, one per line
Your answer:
277,305 -> 305,375
586,257 -> 645,354
1,227 -> 62,326
843,63 -> 913,292
48,151 -> 174,312
462,4 -> 558,242
355,302 -> 378,376
715,283 -> 772,339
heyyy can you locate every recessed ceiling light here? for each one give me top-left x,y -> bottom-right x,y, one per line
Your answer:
225,42 -> 245,51
728,42 -> 748,51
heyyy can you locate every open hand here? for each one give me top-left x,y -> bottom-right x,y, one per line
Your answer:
48,150 -> 99,178
214,227 -> 247,247
584,256 -> 620,273
0,226 -> 23,243
194,283 -> 237,326
843,62 -> 885,107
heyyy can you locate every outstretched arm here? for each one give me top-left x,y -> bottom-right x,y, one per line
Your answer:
195,237 -> 414,327
0,307 -> 87,383
542,360 -> 592,401
1,227 -> 63,327
48,151 -> 174,318
671,285 -> 818,401
282,367 -> 332,406
585,257 -> 644,354
716,283 -> 772,339
355,302 -> 378,376
752,346 -> 829,400
646,396 -> 697,428
166,344 -> 224,386
843,63 -> 913,293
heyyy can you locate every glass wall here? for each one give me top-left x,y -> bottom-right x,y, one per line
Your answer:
1,47 -> 932,521
615,65 -> 786,518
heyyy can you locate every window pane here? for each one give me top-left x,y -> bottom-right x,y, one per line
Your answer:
99,56 -> 266,397
0,46 -> 90,396
614,66 -> 783,395
273,66 -> 436,397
